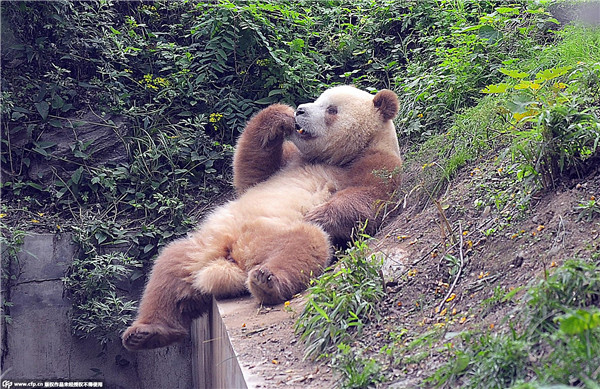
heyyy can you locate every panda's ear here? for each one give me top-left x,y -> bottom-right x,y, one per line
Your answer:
373,89 -> 399,121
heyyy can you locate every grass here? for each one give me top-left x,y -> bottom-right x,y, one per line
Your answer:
540,24 -> 600,67
429,259 -> 600,388
295,230 -> 385,360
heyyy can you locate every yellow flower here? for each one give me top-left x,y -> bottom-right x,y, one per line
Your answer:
154,77 -> 170,87
284,301 -> 290,307
209,113 -> 223,123
417,113 -> 423,118
0,213 -> 6,218
31,219 -> 40,223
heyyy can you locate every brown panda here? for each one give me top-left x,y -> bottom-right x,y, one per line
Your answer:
122,85 -> 402,350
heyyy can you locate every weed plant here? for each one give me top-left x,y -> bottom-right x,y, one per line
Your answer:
333,343 -> 384,389
429,259 -> 600,388
295,230 -> 385,360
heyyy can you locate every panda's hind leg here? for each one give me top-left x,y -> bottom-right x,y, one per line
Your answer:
247,223 -> 331,305
191,255 -> 248,299
122,236 -> 214,351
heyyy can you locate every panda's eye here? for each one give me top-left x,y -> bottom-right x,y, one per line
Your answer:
326,105 -> 338,115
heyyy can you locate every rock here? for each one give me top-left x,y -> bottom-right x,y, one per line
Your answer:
376,247 -> 409,285
23,111 -> 131,185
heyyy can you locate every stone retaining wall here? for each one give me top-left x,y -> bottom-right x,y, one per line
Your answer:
1,233 -> 193,389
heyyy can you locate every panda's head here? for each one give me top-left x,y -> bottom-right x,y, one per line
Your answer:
293,85 -> 399,165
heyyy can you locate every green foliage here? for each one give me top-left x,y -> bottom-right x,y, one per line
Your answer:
0,221 -> 26,327
295,230 -> 385,359
525,259 -> 600,335
575,196 -> 600,221
333,343 -> 383,389
484,62 -> 600,189
395,0 -> 558,140
430,259 -> 600,388
62,252 -> 141,346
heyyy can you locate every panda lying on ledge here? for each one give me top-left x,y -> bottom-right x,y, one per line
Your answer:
122,85 -> 402,350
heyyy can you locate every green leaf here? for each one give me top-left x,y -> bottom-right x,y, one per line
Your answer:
49,119 -> 63,128
33,141 -> 56,156
452,352 -> 470,374
457,24 -> 483,33
27,182 -> 44,191
496,7 -> 519,15
289,38 -> 305,52
478,25 -> 502,44
95,232 -> 107,244
71,166 -> 83,185
499,68 -> 529,79
560,309 -> 600,334
255,96 -> 276,105
78,82 -> 99,89
12,106 -> 32,114
73,150 -> 88,159
34,101 -> 49,120
507,94 -> 537,113
51,94 -> 64,109
310,299 -> 331,322
535,66 -> 572,82
481,83 -> 510,94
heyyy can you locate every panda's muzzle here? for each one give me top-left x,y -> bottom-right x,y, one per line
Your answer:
294,106 -> 315,139
294,123 -> 314,139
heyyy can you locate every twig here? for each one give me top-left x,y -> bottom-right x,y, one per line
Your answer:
438,221 -> 465,313
434,199 -> 456,245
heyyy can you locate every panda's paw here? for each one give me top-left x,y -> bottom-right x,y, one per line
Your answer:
258,104 -> 296,140
248,267 -> 289,305
122,323 -> 187,351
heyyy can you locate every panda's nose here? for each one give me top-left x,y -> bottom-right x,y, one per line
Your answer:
295,106 -> 306,116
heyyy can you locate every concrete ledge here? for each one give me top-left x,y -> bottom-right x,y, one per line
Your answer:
192,295 -> 335,389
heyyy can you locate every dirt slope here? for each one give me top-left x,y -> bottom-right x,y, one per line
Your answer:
358,155 -> 600,385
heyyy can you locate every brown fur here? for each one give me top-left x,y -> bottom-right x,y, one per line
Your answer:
122,86 -> 402,350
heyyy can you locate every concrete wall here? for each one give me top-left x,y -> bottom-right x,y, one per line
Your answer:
1,233 -> 194,389
191,300 -> 247,389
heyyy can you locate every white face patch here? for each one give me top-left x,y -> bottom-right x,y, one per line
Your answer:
291,86 -> 378,164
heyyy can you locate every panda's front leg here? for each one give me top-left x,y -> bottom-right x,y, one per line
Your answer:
233,104 -> 298,194
304,187 -> 378,243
